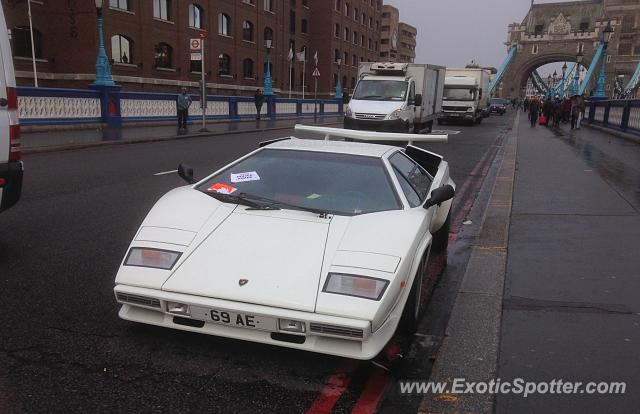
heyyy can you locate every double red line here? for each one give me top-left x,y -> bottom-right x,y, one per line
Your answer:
306,131 -> 506,414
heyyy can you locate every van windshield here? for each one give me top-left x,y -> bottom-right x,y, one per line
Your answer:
352,80 -> 408,101
443,87 -> 476,101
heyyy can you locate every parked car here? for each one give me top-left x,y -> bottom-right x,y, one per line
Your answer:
0,2 -> 22,214
490,98 -> 508,115
114,126 -> 455,360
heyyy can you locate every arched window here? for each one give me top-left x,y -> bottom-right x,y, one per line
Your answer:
264,27 -> 274,43
301,19 -> 308,34
243,58 -> 254,78
189,4 -> 203,29
334,23 -> 340,38
219,53 -> 231,75
334,49 -> 340,63
218,13 -> 231,36
12,26 -> 42,58
111,34 -> 132,64
154,43 -> 172,68
242,21 -> 254,42
352,54 -> 356,66
343,51 -> 348,64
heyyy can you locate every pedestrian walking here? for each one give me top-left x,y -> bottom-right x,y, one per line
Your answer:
570,96 -> 580,130
529,97 -> 540,127
576,94 -> 586,129
177,87 -> 192,134
254,89 -> 265,120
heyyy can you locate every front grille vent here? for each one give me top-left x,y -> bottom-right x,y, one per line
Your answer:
354,113 -> 387,120
116,293 -> 161,308
309,323 -> 364,339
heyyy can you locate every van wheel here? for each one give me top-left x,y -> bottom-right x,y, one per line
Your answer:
399,247 -> 431,334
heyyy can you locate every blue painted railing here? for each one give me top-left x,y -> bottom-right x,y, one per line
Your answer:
587,99 -> 640,136
16,86 -> 343,127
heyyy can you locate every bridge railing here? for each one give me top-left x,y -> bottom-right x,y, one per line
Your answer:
587,99 -> 640,135
16,86 -> 343,127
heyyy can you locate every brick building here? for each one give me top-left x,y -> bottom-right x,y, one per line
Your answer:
2,0 -> 390,96
379,5 -> 416,63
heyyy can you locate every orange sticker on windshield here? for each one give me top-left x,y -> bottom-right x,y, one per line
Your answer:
208,183 -> 237,195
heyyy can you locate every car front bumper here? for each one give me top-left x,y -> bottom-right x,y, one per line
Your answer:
343,116 -> 409,133
438,111 -> 475,120
0,161 -> 23,212
115,285 -> 398,360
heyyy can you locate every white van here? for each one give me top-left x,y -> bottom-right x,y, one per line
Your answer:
0,2 -> 22,214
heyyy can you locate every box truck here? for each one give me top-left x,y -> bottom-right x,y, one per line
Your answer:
438,68 -> 491,126
344,62 -> 445,133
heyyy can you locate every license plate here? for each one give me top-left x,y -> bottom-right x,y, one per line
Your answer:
451,113 -> 460,117
203,308 -> 278,331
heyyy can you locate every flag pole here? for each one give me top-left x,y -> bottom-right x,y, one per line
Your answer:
288,48 -> 292,99
302,56 -> 306,100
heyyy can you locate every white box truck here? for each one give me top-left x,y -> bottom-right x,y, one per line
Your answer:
438,68 -> 491,126
344,62 -> 445,133
0,1 -> 22,214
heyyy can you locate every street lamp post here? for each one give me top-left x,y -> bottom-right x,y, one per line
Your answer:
547,74 -> 553,99
552,70 -> 558,98
335,59 -> 343,100
93,0 -> 115,87
595,21 -> 614,97
561,62 -> 568,97
264,39 -> 274,96
573,51 -> 584,96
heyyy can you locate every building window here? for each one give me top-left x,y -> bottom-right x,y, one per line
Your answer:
219,53 -> 231,75
369,17 -> 373,28
532,44 -> 538,54
344,27 -> 349,40
289,10 -> 296,34
361,35 -> 365,46
352,30 -> 357,44
578,43 -> 584,53
243,21 -> 254,41
343,51 -> 348,64
534,24 -> 544,36
264,0 -> 274,12
218,13 -> 231,36
335,0 -> 340,12
189,4 -> 203,29
301,19 -> 308,34
243,58 -> 254,78
334,49 -> 340,62
264,27 -> 274,42
153,0 -> 170,21
361,13 -> 365,25
243,0 -> 255,5
354,8 -> 358,21
110,34 -> 131,63
154,43 -> 172,68
12,26 -> 42,58
619,42 -> 632,56
579,21 -> 589,32
368,38 -> 372,50
344,2 -> 349,16
335,23 -> 340,37
352,54 -> 356,66
109,0 -> 129,10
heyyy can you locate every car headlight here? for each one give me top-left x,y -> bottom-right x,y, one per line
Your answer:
345,106 -> 353,117
387,109 -> 402,120
467,107 -> 474,112
323,273 -> 389,301
124,247 -> 181,270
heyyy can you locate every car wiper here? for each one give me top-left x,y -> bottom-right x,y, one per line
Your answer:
239,193 -> 331,217
206,192 -> 281,210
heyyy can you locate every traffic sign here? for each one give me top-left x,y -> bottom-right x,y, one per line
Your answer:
312,68 -> 320,77
190,52 -> 202,61
199,32 -> 206,39
190,38 -> 202,52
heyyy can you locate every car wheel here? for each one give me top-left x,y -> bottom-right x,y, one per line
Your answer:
477,116 -> 483,124
432,210 -> 451,252
399,247 -> 431,334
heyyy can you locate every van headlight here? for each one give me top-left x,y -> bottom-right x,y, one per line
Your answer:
387,109 -> 402,120
323,273 -> 389,301
345,106 -> 353,117
124,248 -> 182,270
467,107 -> 475,112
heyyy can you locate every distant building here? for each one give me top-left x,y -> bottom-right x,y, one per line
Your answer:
1,0 -> 387,96
379,5 -> 416,63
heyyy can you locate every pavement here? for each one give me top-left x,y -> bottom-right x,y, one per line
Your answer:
420,113 -> 640,414
0,114 -> 515,413
21,115 -> 343,153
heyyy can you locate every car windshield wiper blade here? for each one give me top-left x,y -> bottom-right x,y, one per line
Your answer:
239,193 -> 331,216
206,192 -> 281,210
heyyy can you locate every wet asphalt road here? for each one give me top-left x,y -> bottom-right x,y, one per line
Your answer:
0,113 -> 514,414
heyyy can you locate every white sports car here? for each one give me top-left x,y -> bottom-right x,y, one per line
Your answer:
114,125 -> 455,360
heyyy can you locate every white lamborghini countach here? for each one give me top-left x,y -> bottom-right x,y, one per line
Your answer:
114,126 -> 455,360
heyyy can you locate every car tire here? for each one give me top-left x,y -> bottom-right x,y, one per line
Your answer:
399,247 -> 431,334
477,116 -> 483,124
432,210 -> 451,252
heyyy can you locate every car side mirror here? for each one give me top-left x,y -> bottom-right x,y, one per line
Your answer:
414,94 -> 422,106
178,163 -> 195,184
424,185 -> 455,209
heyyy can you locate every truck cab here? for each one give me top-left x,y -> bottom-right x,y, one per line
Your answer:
344,62 -> 445,134
438,68 -> 491,126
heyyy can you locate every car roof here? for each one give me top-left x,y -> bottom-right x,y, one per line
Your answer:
264,138 -> 399,158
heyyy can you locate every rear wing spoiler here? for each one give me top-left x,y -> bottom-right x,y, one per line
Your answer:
293,125 -> 448,146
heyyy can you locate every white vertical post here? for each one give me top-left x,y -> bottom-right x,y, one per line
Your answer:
27,0 -> 38,87
200,38 -> 207,131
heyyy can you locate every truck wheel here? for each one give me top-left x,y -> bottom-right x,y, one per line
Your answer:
425,121 -> 433,133
413,123 -> 423,134
399,247 -> 431,334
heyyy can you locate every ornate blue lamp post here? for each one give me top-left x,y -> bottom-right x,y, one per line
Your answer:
595,21 -> 614,97
264,38 -> 274,96
335,58 -> 343,99
93,0 -> 115,87
573,51 -> 584,96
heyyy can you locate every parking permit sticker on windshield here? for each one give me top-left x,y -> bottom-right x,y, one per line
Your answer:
307,193 -> 321,200
231,171 -> 260,183
208,183 -> 237,194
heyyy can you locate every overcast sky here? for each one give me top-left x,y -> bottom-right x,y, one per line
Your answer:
386,0 -> 569,69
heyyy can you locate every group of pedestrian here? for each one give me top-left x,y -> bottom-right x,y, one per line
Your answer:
176,88 -> 266,133
522,94 -> 586,130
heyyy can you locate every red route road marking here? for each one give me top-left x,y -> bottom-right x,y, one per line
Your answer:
305,131 -> 506,414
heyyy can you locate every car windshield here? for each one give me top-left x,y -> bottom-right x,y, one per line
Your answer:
197,149 -> 401,216
352,80 -> 408,101
443,87 -> 476,101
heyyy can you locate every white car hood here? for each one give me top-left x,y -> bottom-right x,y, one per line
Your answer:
162,210 -> 329,312
348,99 -> 405,115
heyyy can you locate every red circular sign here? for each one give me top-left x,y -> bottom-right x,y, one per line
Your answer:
199,32 -> 206,39
191,39 -> 200,49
